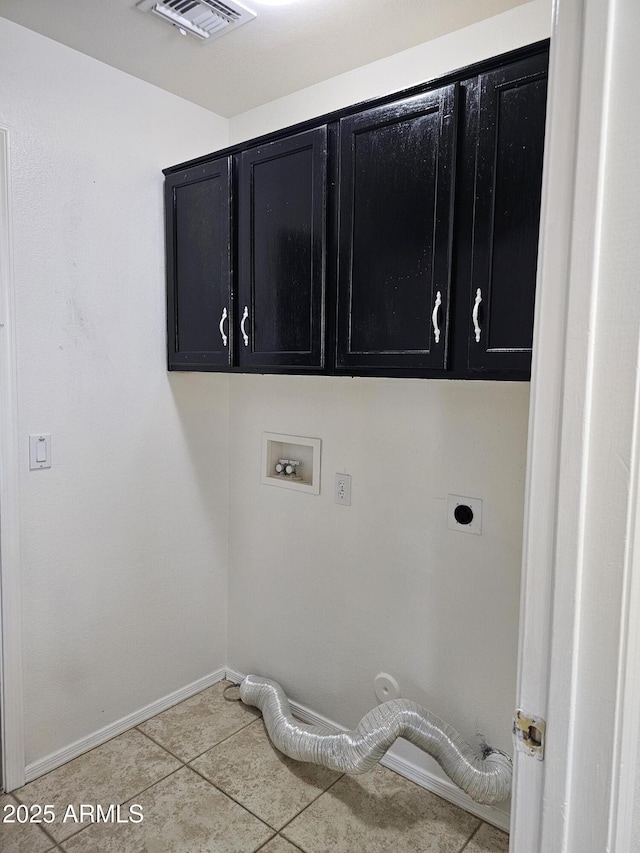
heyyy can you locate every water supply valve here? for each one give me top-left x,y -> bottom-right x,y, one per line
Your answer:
274,459 -> 300,479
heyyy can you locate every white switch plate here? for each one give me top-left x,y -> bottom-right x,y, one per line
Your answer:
447,494 -> 482,534
29,434 -> 51,470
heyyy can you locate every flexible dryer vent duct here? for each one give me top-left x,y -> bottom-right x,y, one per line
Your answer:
239,675 -> 512,806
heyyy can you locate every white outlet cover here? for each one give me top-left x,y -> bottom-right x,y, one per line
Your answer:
334,472 -> 351,505
447,494 -> 482,535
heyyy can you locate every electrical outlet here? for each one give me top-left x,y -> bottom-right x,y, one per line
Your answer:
335,473 -> 351,506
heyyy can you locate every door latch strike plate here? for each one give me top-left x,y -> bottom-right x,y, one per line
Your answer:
513,709 -> 545,760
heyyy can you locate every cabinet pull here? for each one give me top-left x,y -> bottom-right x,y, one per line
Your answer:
472,288 -> 482,343
219,307 -> 228,347
240,305 -> 249,347
432,291 -> 442,344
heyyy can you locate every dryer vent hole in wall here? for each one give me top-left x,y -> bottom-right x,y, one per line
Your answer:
455,505 -> 474,525
447,494 -> 483,534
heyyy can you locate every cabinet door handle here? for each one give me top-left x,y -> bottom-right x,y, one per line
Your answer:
432,291 -> 442,344
472,288 -> 482,343
240,305 -> 249,347
219,307 -> 228,347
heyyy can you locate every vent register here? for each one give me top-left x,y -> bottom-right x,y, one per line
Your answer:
136,0 -> 256,42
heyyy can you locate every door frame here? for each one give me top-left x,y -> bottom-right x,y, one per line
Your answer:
0,126 -> 25,792
512,0 -> 640,848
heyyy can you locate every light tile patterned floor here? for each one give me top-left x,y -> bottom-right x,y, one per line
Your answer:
1,681 -> 509,853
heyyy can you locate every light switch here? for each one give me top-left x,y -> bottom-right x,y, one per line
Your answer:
29,434 -> 51,470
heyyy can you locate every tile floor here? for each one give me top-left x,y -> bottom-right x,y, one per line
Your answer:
1,681 -> 509,853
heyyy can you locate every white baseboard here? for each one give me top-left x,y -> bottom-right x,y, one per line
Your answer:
377,749 -> 510,832
224,666 -> 246,685
226,668 -> 510,833
23,665 -> 509,833
24,668 -> 227,784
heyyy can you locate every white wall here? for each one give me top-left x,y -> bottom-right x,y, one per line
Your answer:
230,0 -> 550,143
227,378 -> 529,766
227,0 -> 550,822
0,17 -> 230,765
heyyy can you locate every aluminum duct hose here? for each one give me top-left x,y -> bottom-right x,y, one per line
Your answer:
239,674 -> 512,806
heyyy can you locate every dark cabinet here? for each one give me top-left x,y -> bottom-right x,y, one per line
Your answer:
166,131 -> 327,372
164,41 -> 548,380
165,157 -> 232,369
336,85 -> 456,372
237,127 -> 327,370
467,54 -> 548,373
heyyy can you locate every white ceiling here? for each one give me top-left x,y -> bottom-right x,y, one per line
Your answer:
0,0 -> 527,117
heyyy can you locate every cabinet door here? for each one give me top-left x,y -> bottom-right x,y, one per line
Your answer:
165,158 -> 232,369
468,54 -> 548,374
237,128 -> 327,370
336,85 -> 457,372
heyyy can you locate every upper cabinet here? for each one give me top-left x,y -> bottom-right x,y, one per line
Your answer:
165,157 -> 232,369
164,42 -> 549,380
336,85 -> 456,373
467,54 -> 548,373
237,128 -> 327,371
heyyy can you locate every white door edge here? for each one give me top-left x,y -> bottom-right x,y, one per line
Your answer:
0,126 -> 25,792
513,0 -> 640,849
607,334 -> 640,850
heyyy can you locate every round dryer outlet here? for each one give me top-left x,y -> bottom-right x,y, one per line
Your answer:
374,672 -> 400,703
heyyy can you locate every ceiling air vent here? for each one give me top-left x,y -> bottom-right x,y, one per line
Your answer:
136,0 -> 256,43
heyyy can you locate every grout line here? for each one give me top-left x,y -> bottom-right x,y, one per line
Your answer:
52,766 -> 188,849
276,772 -> 346,836
19,687 -> 262,848
135,712 -> 259,766
9,791 -> 83,847
185,723 -> 345,837
254,834 -> 305,852
184,719 -> 342,838
39,824 -> 60,849
2,792 -> 60,850
118,764 -> 185,805
252,835 -> 279,852
457,820 -> 484,852
185,716 -> 261,763
133,726 -> 191,764
186,761 -> 276,831
17,764 -> 187,849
